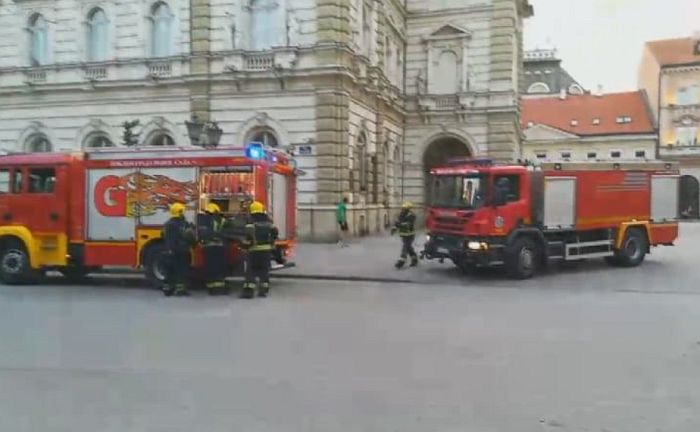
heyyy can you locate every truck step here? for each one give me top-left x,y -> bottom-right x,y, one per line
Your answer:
564,239 -> 614,261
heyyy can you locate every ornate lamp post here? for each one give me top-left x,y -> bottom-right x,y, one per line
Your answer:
186,116 -> 223,147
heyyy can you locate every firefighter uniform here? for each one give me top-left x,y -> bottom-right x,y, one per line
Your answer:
241,201 -> 278,299
198,203 -> 228,295
393,201 -> 418,269
162,203 -> 195,296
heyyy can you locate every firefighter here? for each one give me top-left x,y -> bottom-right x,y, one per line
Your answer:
241,201 -> 278,299
393,201 -> 418,269
198,202 -> 228,295
162,202 -> 195,297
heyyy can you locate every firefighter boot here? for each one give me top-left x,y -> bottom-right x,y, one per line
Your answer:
240,283 -> 255,299
258,282 -> 270,298
395,259 -> 405,269
410,256 -> 419,267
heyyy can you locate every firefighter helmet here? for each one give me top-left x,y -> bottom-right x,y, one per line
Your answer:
402,201 -> 413,209
169,202 -> 186,217
205,203 -> 221,214
250,201 -> 265,214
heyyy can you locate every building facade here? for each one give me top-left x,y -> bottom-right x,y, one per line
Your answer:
521,91 -> 657,163
638,35 -> 700,219
524,48 -> 584,96
0,0 -> 532,240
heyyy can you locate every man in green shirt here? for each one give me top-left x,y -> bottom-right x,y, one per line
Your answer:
336,197 -> 349,247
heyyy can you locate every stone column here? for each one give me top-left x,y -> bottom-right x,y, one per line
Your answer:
190,0 -> 211,121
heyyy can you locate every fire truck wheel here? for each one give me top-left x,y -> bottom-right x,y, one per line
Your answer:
616,228 -> 648,267
505,237 -> 540,280
143,243 -> 168,287
0,239 -> 33,285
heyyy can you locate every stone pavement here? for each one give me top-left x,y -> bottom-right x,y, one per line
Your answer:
283,232 -> 465,284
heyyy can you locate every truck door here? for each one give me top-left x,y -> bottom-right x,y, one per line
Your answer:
19,165 -> 69,234
268,171 -> 288,239
492,173 -> 528,234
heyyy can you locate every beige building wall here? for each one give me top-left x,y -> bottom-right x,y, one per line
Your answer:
523,137 -> 657,162
638,46 -> 661,123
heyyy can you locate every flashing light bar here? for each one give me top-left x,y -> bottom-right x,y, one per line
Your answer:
245,142 -> 265,160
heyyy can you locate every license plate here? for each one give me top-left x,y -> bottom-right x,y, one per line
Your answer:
437,247 -> 450,255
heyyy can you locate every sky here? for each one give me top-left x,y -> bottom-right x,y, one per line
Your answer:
524,0 -> 700,92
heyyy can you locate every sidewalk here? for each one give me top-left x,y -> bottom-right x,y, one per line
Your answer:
283,233 -> 463,284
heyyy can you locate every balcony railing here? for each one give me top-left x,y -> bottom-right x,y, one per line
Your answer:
245,53 -> 275,71
434,95 -> 459,109
148,61 -> 172,78
24,69 -> 46,84
83,66 -> 107,81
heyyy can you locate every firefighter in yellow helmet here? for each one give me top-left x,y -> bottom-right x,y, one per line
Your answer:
392,201 -> 418,269
162,202 -> 196,296
197,202 -> 228,295
241,201 -> 278,299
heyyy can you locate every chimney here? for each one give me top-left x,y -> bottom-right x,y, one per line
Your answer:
559,88 -> 567,100
594,84 -> 603,97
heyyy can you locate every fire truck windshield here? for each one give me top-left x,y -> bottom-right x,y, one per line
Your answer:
430,174 -> 487,209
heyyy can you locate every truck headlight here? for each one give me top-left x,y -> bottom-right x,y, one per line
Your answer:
467,241 -> 489,251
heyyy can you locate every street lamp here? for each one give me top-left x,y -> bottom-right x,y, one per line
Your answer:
186,116 -> 223,147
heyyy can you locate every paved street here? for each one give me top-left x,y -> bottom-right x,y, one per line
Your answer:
2,225 -> 700,431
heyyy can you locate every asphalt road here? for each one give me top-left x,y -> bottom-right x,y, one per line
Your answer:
2,225 -> 700,431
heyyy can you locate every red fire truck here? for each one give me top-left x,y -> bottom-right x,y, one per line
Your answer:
0,144 -> 298,285
422,159 -> 680,279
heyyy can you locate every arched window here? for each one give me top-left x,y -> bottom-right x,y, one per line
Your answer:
148,133 -> 175,146
85,133 -> 114,148
250,0 -> 279,51
28,14 -> 48,66
247,129 -> 279,147
151,2 -> 172,57
87,8 -> 109,62
26,134 -> 52,153
568,84 -> 584,95
383,142 -> 390,192
356,133 -> 368,191
527,82 -> 550,94
392,146 -> 401,196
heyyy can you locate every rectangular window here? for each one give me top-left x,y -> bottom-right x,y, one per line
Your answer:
677,85 -> 700,106
676,127 -> 698,146
635,150 -> 646,158
592,118 -> 601,125
560,151 -> 572,159
587,152 -> 597,159
535,152 -> 547,159
610,150 -> 622,158
12,170 -> 23,193
494,174 -> 520,203
0,169 -> 9,193
28,167 -> 56,194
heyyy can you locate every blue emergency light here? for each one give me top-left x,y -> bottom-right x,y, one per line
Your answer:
245,142 -> 265,160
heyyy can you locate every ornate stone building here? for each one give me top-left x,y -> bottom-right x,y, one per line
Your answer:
0,0 -> 532,240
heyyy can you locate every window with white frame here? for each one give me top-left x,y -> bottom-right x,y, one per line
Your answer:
249,0 -> 279,51
28,13 -> 48,66
148,133 -> 175,146
677,85 -> 700,106
247,129 -> 279,147
527,82 -> 550,94
560,151 -> 572,160
85,133 -> 114,148
87,8 -> 109,62
634,150 -> 647,159
610,150 -> 622,158
151,2 -> 173,57
587,151 -> 597,160
535,151 -> 547,159
677,126 -> 698,146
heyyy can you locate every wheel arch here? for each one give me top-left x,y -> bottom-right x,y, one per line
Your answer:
615,222 -> 651,251
0,227 -> 39,269
506,227 -> 547,266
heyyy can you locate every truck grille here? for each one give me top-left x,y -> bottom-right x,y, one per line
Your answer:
434,214 -> 472,232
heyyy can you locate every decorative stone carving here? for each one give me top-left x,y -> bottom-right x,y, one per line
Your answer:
286,10 -> 300,46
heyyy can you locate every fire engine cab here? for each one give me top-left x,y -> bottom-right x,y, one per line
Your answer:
423,159 -> 680,279
0,144 -> 298,285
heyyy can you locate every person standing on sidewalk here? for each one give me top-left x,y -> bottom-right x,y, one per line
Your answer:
336,197 -> 349,247
392,201 -> 418,269
241,201 -> 278,299
162,203 -> 196,297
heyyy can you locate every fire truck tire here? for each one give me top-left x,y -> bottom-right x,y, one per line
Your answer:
615,228 -> 648,267
505,237 -> 540,279
0,239 -> 34,285
143,243 -> 168,287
